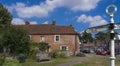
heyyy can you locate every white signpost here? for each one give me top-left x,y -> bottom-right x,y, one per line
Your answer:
86,23 -> 120,33
85,4 -> 118,66
85,24 -> 109,33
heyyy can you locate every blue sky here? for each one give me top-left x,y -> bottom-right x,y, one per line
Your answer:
0,0 -> 120,33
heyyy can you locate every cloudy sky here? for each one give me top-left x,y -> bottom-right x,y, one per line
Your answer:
0,0 -> 120,32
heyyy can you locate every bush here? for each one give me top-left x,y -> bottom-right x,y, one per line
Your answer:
38,42 -> 49,52
0,54 -> 5,65
76,53 -> 86,57
58,53 -> 66,58
0,58 -> 5,65
50,49 -> 59,58
27,42 -> 38,59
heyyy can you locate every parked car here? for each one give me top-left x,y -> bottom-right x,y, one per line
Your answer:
96,50 -> 119,55
107,51 -> 119,55
96,51 -> 108,55
81,50 -> 90,53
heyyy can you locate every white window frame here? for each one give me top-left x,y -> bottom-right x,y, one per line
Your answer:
54,35 -> 60,42
60,45 -> 68,51
40,36 -> 45,41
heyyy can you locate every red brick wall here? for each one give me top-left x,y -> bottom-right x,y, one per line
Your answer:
30,34 -> 80,55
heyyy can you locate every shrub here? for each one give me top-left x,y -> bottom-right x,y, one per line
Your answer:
58,53 -> 66,58
0,58 -> 5,65
0,54 -> 5,65
76,53 -> 86,57
38,42 -> 49,52
50,49 -> 59,58
27,42 -> 38,59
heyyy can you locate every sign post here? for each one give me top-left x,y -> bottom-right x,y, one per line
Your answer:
106,4 -> 117,66
85,4 -> 118,66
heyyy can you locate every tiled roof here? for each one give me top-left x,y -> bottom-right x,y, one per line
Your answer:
15,24 -> 78,35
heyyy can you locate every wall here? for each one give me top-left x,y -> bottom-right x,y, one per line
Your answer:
30,34 -> 80,55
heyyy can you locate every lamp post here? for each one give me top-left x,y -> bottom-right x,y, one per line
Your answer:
106,4 -> 117,66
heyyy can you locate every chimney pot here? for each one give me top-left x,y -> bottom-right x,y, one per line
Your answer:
52,19 -> 56,25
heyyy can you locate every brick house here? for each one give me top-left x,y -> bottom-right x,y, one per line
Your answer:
15,20 -> 80,55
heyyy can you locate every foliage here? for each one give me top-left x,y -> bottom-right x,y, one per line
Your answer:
58,53 -> 66,58
95,32 -> 110,41
0,57 -> 5,65
80,32 -> 93,43
0,3 -> 12,27
76,53 -> 86,57
28,42 -> 38,59
2,56 -> 75,66
38,42 -> 49,52
0,27 -> 30,55
0,53 -> 5,65
3,59 -> 20,66
50,49 -> 59,58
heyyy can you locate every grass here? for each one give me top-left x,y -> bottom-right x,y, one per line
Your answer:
73,56 -> 120,66
2,56 -> 76,66
2,54 -> 120,66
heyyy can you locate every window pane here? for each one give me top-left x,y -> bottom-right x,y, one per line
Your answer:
40,36 -> 44,41
56,36 -> 59,41
62,46 -> 66,51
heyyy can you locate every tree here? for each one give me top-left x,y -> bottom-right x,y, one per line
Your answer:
95,32 -> 110,41
80,32 -> 93,43
0,27 -> 30,54
0,3 -> 12,27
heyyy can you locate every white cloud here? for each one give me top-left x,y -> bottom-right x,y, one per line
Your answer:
12,18 -> 37,25
77,14 -> 107,27
8,0 -> 100,18
12,18 -> 25,25
42,21 -> 49,24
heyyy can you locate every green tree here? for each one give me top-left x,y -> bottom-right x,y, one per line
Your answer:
80,32 -> 93,43
0,27 -> 30,54
95,32 -> 110,41
0,3 -> 12,27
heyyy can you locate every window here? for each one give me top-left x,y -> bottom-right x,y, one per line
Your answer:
54,35 -> 60,42
40,36 -> 45,41
60,45 -> 68,51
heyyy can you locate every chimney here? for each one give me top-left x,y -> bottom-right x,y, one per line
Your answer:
25,21 -> 30,25
52,19 -> 56,25
69,24 -> 72,27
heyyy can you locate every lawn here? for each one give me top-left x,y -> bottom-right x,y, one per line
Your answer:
73,56 -> 120,66
2,54 -> 120,66
3,56 -> 76,66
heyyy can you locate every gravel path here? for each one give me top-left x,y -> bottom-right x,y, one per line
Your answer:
57,57 -> 87,66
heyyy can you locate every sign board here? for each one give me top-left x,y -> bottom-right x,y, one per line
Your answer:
85,24 -> 109,33
114,34 -> 120,40
114,23 -> 120,29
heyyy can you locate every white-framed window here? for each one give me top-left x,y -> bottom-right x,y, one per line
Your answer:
40,36 -> 45,41
54,35 -> 60,42
60,45 -> 68,51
